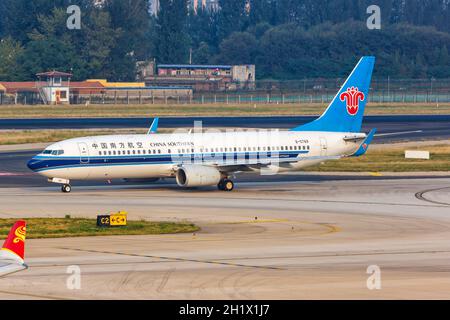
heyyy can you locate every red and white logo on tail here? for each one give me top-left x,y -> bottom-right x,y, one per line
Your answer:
340,86 -> 365,116
1,220 -> 26,262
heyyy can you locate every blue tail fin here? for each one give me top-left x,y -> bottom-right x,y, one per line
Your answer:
292,56 -> 375,133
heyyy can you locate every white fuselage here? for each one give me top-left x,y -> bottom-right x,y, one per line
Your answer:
28,130 -> 363,181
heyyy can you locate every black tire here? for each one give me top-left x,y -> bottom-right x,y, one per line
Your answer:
223,179 -> 234,191
62,184 -> 71,193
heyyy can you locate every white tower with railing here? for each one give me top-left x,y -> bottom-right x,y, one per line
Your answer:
36,71 -> 72,105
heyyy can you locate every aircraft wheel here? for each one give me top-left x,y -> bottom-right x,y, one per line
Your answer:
61,184 -> 72,193
222,179 -> 234,192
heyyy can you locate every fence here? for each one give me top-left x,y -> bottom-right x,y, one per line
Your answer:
192,78 -> 450,104
1,78 -> 450,105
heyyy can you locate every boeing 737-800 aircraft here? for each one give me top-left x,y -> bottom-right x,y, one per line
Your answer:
27,57 -> 376,193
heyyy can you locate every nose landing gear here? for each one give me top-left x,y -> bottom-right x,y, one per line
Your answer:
61,184 -> 72,193
48,178 -> 72,193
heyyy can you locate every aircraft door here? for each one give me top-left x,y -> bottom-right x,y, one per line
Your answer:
77,142 -> 90,164
319,137 -> 328,156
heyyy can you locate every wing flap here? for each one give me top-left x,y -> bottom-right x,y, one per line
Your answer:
214,155 -> 342,171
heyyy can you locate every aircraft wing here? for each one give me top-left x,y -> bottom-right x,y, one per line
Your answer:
0,221 -> 27,278
210,154 -> 341,172
0,261 -> 27,277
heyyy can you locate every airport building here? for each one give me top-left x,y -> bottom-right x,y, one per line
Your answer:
0,71 -> 193,105
143,63 -> 256,92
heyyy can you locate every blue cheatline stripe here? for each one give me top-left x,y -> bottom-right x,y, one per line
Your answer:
32,150 -> 309,173
34,150 -> 308,160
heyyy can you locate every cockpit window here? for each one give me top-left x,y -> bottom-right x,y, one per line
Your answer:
42,150 -> 64,155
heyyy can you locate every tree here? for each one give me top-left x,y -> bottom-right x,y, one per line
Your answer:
0,0 -> 6,38
104,0 -> 152,80
20,38 -> 82,80
81,9 -> 121,79
1,0 -> 70,44
155,0 -> 189,63
192,42 -> 211,64
216,32 -> 258,65
0,37 -> 25,80
248,0 -> 274,26
19,6 -> 120,80
187,7 -> 219,48
217,0 -> 247,40
439,45 -> 449,65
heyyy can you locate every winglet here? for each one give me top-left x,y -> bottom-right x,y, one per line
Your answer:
1,220 -> 26,263
147,118 -> 159,134
352,128 -> 376,157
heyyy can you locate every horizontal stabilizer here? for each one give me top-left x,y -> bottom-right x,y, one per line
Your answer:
351,128 -> 376,157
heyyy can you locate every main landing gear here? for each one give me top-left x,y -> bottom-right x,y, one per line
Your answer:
61,184 -> 72,193
218,179 -> 234,191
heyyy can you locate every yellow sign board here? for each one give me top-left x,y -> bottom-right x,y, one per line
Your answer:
110,211 -> 127,226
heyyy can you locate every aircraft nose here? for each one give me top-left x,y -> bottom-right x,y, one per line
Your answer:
27,157 -> 41,171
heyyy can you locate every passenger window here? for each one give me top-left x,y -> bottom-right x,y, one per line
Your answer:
99,151 -> 102,155
168,149 -> 171,154
132,150 -> 136,154
158,150 -> 161,154
108,151 -> 112,155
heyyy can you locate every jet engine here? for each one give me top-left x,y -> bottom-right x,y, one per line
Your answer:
176,165 -> 221,187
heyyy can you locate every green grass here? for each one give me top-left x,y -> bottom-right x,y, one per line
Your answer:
303,144 -> 450,172
0,217 -> 199,239
0,102 -> 449,118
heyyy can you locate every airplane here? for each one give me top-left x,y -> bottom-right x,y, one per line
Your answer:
0,221 -> 27,277
27,56 -> 376,193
